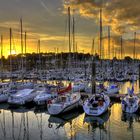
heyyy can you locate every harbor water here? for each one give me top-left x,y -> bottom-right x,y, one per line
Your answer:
0,81 -> 140,140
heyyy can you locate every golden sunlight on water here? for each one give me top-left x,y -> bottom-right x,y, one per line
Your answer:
64,113 -> 89,139
105,80 -> 140,94
0,103 -> 140,140
0,81 -> 140,140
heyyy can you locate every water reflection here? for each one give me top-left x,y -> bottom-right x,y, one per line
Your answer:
1,104 -> 140,140
83,111 -> 110,140
121,112 -> 140,140
84,110 -> 110,129
48,109 -> 83,130
0,80 -> 140,140
105,80 -> 140,94
34,106 -> 48,114
48,109 -> 83,139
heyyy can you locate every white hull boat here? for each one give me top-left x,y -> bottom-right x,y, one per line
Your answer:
47,92 -> 81,115
34,90 -> 58,105
83,93 -> 110,116
104,84 -> 119,94
72,80 -> 87,92
0,82 -> 15,103
121,94 -> 139,113
8,89 -> 37,105
34,83 -> 73,106
0,93 -> 8,103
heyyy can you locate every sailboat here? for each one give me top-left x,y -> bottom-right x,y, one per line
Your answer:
47,82 -> 81,115
0,29 -> 17,103
83,9 -> 110,116
104,84 -> 120,94
83,92 -> 110,116
0,83 -> 11,103
47,6 -> 81,115
121,85 -> 140,113
33,84 -> 59,105
72,79 -> 88,92
8,88 -> 38,105
83,61 -> 110,116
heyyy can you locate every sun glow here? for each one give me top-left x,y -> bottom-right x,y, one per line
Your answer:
8,50 -> 16,55
11,50 -> 16,55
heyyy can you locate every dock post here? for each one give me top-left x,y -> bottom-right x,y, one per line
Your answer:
92,60 -> 96,94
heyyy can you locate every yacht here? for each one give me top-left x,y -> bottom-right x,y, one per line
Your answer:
121,87 -> 139,113
47,92 -> 81,115
83,93 -> 110,116
8,88 -> 38,105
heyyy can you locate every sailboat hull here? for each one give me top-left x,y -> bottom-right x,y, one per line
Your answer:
121,95 -> 139,113
48,100 -> 80,115
83,94 -> 110,116
0,94 -> 8,103
48,93 -> 81,115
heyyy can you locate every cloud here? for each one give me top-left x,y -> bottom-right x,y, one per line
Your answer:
62,0 -> 140,58
64,0 -> 140,35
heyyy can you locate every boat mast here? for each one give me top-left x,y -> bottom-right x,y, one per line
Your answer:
91,38 -> 95,56
72,10 -> 75,53
75,42 -> 78,68
112,40 -> 114,59
72,10 -> 75,68
24,31 -> 27,73
99,8 -> 102,60
108,26 -> 110,59
91,58 -> 96,94
38,39 -> 41,71
133,32 -> 136,60
120,36 -> 123,59
20,18 -> 24,81
10,28 -> 12,82
68,6 -> 71,71
68,7 -> 71,53
91,38 -> 96,93
0,35 -> 3,81
133,32 -> 136,79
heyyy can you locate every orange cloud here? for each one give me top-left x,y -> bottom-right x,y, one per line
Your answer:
62,0 -> 140,58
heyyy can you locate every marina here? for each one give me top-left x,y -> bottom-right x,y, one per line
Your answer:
0,80 -> 140,139
0,0 -> 140,140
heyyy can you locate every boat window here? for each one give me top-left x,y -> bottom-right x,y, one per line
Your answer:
92,103 -> 98,107
95,96 -> 100,101
61,96 -> 66,102
73,96 -> 76,100
129,98 -> 134,103
98,100 -> 104,106
0,85 -> 2,89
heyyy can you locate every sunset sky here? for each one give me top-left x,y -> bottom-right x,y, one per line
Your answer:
0,0 -> 140,58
